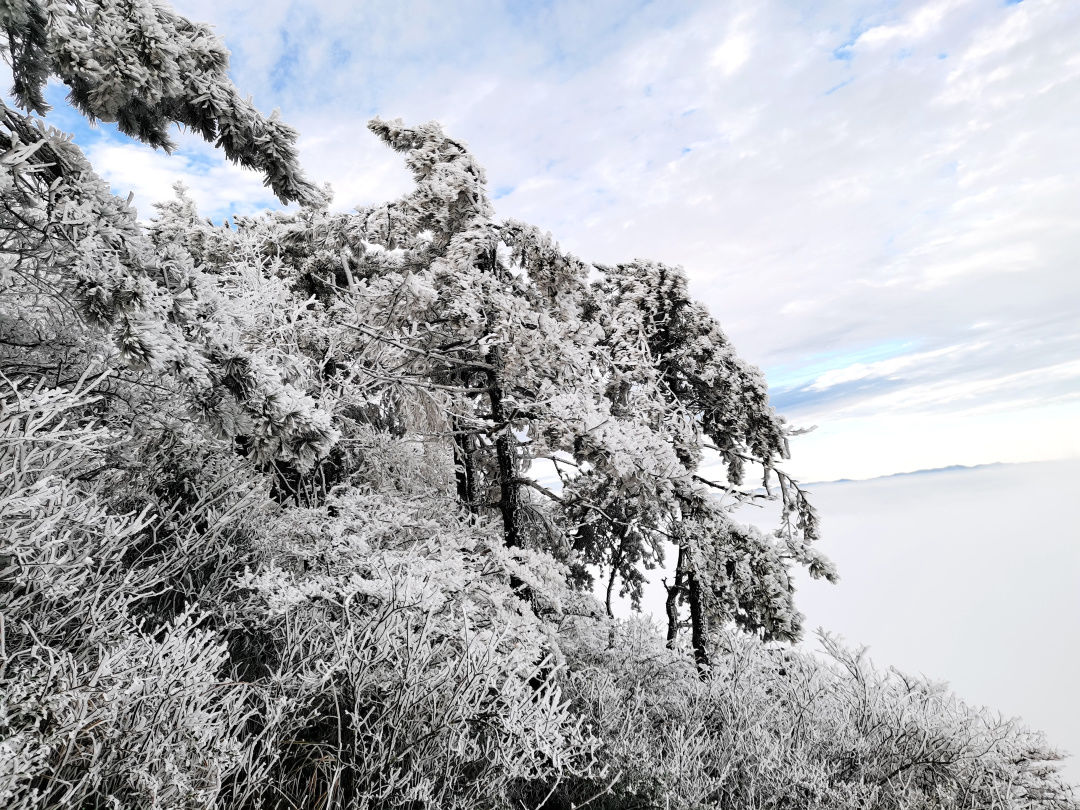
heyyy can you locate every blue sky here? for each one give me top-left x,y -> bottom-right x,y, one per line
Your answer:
29,0 -> 1080,480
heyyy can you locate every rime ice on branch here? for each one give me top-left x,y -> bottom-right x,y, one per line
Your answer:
0,0 -> 324,205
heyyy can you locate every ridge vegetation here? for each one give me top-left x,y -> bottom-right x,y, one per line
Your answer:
0,1 -> 1075,807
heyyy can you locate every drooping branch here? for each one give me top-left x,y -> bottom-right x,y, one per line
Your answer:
0,0 -> 325,205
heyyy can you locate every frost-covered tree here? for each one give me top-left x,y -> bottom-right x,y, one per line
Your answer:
231,117 -> 832,650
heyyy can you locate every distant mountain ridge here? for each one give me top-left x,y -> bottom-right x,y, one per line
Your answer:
811,461 -> 1010,486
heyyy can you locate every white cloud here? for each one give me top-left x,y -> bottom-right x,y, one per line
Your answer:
855,0 -> 967,50
807,343 -> 975,391
779,461 -> 1080,783
709,14 -> 754,77
783,401 -> 1080,482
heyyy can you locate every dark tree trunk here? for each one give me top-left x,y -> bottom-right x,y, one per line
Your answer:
483,346 -> 534,604
605,563 -> 619,620
686,564 -> 710,675
486,349 -> 522,549
605,525 -> 629,619
452,417 -> 478,513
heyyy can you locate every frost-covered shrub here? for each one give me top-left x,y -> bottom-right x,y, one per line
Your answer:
226,490 -> 602,809
554,619 -> 1077,809
0,107 -> 338,469
0,375 -> 252,810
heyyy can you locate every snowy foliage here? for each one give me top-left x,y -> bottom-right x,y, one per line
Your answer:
557,620 -> 1078,809
0,0 -> 323,204
0,2 -> 1076,808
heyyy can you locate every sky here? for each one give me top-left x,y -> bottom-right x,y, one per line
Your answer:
25,0 -> 1080,482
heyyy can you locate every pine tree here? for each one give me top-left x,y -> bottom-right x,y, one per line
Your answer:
211,117 -> 834,648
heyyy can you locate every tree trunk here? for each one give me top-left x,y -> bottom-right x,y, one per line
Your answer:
666,546 -> 686,648
605,564 -> 618,620
686,564 -> 710,675
452,417 -> 478,513
605,526 -> 629,619
483,346 -> 534,604
486,349 -> 522,549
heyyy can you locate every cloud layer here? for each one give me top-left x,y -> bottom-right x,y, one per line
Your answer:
34,0 -> 1079,479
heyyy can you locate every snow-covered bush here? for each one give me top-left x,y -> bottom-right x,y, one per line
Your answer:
224,488 -> 602,809
556,619 -> 1077,809
0,375 -> 251,809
